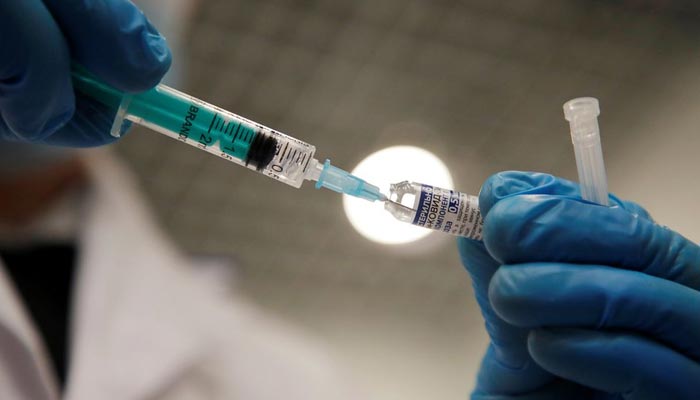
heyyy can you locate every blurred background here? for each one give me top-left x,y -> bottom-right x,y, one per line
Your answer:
119,1 -> 700,398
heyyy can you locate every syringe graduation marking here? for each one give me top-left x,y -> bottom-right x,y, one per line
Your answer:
279,142 -> 289,161
207,113 -> 219,134
200,112 -> 259,159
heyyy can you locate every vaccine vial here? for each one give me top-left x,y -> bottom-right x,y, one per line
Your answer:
384,181 -> 484,240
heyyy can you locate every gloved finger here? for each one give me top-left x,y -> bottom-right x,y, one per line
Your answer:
43,0 -> 171,92
478,171 -> 652,221
471,343 -> 561,397
528,328 -> 700,400
0,1 -> 73,141
0,92 -> 133,147
458,238 -> 499,301
470,360 -> 593,400
490,263 -> 700,362
34,93 -> 131,147
483,195 -> 700,290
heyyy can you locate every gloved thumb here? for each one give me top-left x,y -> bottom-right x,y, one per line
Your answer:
478,170 -> 652,220
479,171 -> 580,217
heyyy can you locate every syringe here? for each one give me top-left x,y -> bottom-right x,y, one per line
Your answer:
71,65 -> 385,202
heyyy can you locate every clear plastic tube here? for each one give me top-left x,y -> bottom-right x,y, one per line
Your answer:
563,97 -> 609,206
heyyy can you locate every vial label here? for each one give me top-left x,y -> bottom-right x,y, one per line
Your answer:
411,184 -> 483,240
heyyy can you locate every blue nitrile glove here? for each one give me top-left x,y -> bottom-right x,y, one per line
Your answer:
459,171 -> 700,400
0,0 -> 171,147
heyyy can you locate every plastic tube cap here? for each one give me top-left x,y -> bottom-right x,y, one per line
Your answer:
563,97 -> 600,121
564,97 -> 601,145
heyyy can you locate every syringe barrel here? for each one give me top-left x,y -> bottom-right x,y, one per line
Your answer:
72,66 -> 316,188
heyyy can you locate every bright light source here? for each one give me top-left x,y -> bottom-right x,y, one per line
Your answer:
343,146 -> 453,245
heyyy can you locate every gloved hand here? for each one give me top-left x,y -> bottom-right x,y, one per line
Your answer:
459,171 -> 700,400
0,0 -> 171,147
